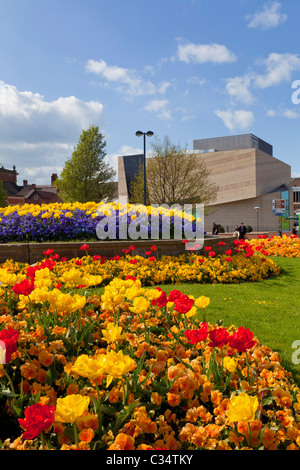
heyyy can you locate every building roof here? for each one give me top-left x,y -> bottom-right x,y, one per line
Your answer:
290,177 -> 300,187
3,181 -> 24,196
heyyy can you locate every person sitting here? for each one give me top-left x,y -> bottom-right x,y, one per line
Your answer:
212,222 -> 218,235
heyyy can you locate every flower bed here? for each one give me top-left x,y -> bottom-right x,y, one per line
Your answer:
249,234 -> 300,258
0,240 -> 281,288
0,202 -> 199,243
0,274 -> 300,450
0,240 -> 299,450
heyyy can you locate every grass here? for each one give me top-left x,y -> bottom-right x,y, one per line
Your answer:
93,256 -> 300,385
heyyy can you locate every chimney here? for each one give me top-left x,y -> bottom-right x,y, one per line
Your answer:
51,173 -> 58,186
23,180 -> 28,186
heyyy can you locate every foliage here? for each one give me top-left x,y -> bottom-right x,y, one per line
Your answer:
129,136 -> 218,210
54,125 -> 116,203
0,180 -> 8,208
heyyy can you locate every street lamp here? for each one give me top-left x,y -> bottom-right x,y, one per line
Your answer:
135,130 -> 154,206
254,206 -> 260,232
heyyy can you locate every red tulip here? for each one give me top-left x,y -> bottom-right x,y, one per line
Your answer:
80,244 -> 89,251
208,327 -> 230,348
151,291 -> 168,308
0,328 -> 19,363
12,278 -> 35,296
18,403 -> 55,440
168,290 -> 182,302
174,295 -> 194,314
184,322 -> 208,344
228,326 -> 256,352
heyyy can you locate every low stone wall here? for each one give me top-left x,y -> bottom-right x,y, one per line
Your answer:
0,237 -> 236,265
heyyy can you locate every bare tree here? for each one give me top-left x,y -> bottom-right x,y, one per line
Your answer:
129,136 -> 218,211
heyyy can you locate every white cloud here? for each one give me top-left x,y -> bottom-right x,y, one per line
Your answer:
187,77 -> 206,86
143,99 -> 168,113
177,42 -> 236,64
215,109 -> 255,132
224,53 -> 300,107
0,82 -> 105,184
85,59 -> 157,96
143,99 -> 171,120
225,75 -> 254,104
246,1 -> 287,30
254,53 -> 300,88
267,108 -> 300,119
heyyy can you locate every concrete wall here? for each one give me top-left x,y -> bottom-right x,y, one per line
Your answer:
196,148 -> 291,205
204,188 -> 293,233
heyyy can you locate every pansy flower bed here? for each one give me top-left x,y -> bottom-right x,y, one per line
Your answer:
0,240 -> 299,450
0,202 -> 199,243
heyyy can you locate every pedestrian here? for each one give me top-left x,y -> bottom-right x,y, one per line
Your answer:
292,222 -> 298,235
212,222 -> 218,235
233,225 -> 239,239
238,222 -> 247,240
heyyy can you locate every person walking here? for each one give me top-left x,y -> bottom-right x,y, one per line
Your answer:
239,222 -> 247,240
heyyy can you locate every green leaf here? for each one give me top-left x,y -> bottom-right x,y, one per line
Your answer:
113,400 -> 140,434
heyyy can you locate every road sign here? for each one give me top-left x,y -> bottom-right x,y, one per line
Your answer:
272,199 -> 286,214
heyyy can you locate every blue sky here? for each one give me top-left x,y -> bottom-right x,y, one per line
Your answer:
0,0 -> 300,186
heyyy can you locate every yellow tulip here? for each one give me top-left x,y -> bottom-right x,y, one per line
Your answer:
195,296 -> 210,309
55,394 -> 90,423
185,306 -> 198,318
226,392 -> 259,423
72,354 -> 105,381
129,296 -> 150,315
223,356 -> 238,374
102,323 -> 125,343
96,350 -> 136,387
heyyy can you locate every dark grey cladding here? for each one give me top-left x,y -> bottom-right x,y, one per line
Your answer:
193,134 -> 273,156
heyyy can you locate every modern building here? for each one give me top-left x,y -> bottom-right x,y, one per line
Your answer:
118,133 -> 294,234
192,134 -> 293,233
118,154 -> 143,204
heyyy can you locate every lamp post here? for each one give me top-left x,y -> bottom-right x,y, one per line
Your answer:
135,130 -> 154,206
254,206 -> 260,233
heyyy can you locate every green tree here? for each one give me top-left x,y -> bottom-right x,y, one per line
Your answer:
55,125 -> 116,203
0,165 -> 8,207
129,136 -> 218,211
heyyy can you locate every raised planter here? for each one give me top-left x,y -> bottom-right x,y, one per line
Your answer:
0,237 -> 235,265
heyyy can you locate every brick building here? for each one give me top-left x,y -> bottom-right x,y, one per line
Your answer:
0,166 -> 61,205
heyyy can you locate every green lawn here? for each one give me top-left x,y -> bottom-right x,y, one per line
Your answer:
155,257 -> 300,385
